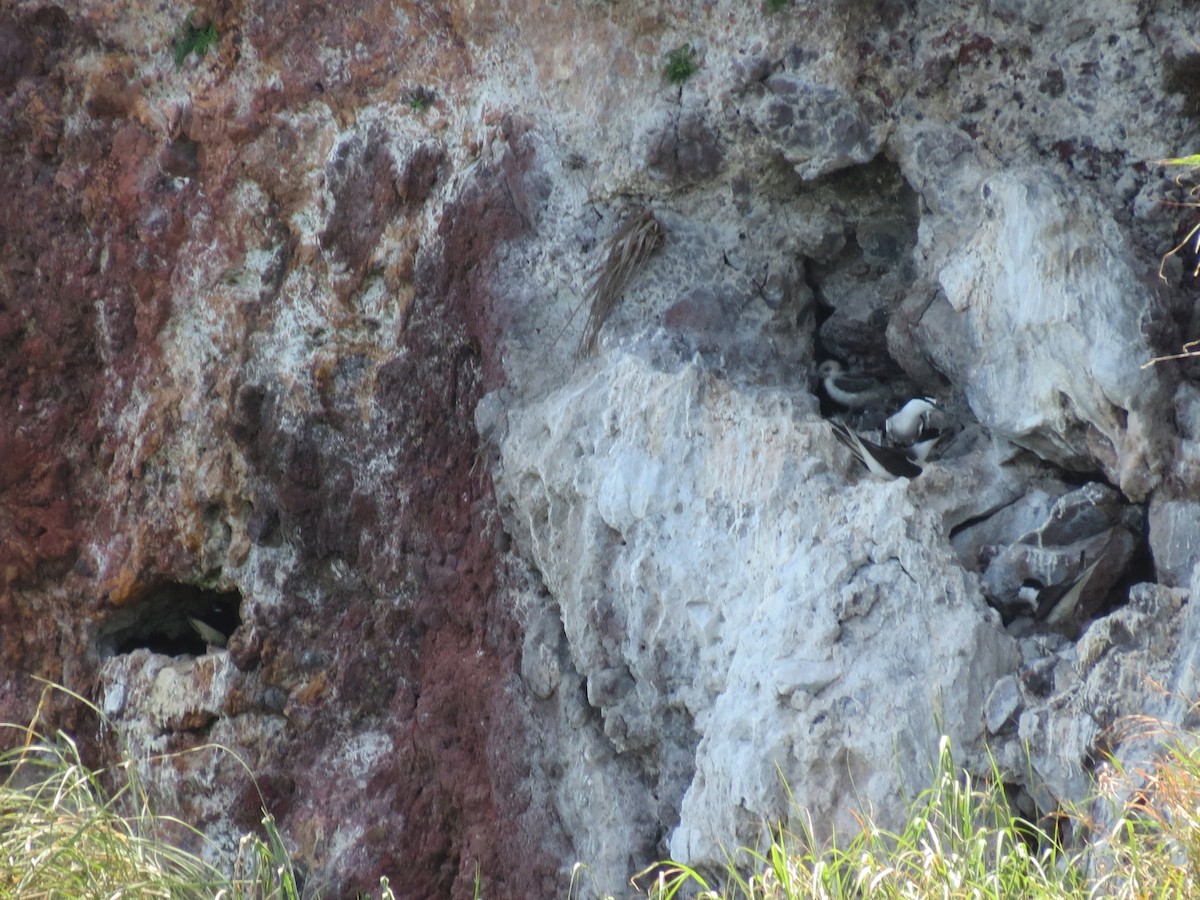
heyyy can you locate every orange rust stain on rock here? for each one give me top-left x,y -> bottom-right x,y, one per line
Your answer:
291,671 -> 330,708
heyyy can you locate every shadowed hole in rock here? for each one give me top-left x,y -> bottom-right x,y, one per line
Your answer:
1000,782 -> 1038,850
1100,518 -> 1156,619
1056,470 -> 1115,492
1163,53 -> 1200,120
806,160 -> 921,418
98,582 -> 243,657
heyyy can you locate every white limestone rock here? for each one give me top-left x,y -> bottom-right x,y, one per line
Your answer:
889,123 -> 993,270
985,674 -> 1021,735
1148,497 -> 1200,588
978,580 -> 1192,826
95,649 -> 287,861
492,354 -> 1018,873
474,7 -> 1193,891
932,168 -> 1172,500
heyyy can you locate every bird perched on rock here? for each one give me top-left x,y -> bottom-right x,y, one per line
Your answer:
885,397 -> 943,445
905,421 -> 964,465
1020,554 -> 1104,625
817,360 -> 890,410
189,617 -> 228,650
830,420 -> 922,480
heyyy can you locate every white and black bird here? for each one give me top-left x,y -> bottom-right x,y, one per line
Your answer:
1020,555 -> 1104,625
830,420 -> 922,480
885,397 -> 943,445
189,616 -> 228,650
905,424 -> 962,465
818,360 -> 890,410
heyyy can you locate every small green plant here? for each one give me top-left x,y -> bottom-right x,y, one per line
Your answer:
408,86 -> 435,113
663,44 -> 698,85
765,0 -> 791,12
173,12 -> 218,70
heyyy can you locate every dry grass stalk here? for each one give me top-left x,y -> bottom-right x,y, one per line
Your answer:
576,207 -> 666,357
1142,338 -> 1200,368
1145,156 -> 1200,368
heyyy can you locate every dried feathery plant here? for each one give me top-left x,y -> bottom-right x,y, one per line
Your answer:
576,207 -> 666,357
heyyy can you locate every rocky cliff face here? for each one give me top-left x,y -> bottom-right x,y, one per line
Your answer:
3,1 -> 1200,897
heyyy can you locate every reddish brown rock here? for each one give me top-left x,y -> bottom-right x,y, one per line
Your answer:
0,2 -> 562,898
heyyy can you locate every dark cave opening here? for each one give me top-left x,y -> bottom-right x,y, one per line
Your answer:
98,582 -> 243,658
804,158 -> 924,417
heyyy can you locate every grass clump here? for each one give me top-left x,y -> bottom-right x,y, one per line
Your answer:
765,0 -> 791,12
637,734 -> 1200,899
1156,152 -> 1200,282
173,12 -> 218,70
0,683 -> 304,899
0,733 -> 221,897
1146,153 -> 1200,367
1090,734 -> 1200,898
664,45 -> 698,85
